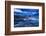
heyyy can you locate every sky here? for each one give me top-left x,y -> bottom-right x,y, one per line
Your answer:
14,8 -> 39,17
14,8 -> 39,27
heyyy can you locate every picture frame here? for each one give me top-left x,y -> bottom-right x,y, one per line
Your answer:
5,1 -> 45,35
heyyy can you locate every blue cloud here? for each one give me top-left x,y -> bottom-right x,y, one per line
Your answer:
14,8 -> 39,27
14,8 -> 39,17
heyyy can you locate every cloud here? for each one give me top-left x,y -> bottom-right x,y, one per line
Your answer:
14,9 -> 23,13
23,17 -> 38,20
